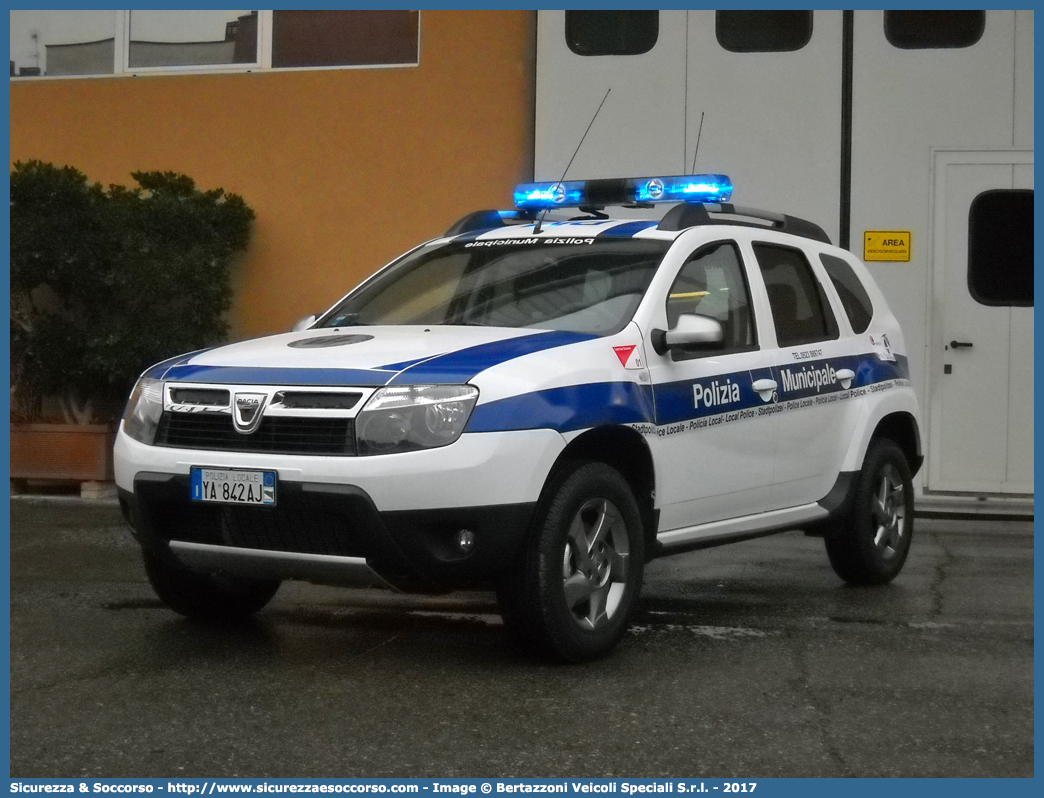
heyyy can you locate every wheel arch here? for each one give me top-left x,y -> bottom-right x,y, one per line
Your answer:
871,412 -> 923,477
813,400 -> 923,537
548,425 -> 658,557
838,388 -> 922,477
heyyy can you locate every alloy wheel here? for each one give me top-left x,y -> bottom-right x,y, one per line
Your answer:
871,464 -> 906,559
561,498 -> 630,630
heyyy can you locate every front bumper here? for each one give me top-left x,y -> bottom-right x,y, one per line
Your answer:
120,473 -> 535,590
114,425 -> 565,512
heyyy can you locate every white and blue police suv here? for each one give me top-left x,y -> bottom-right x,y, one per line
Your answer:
115,174 -> 922,660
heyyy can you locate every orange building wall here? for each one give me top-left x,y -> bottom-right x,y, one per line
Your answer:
10,10 -> 536,339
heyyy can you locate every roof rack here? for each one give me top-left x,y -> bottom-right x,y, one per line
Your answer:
445,202 -> 831,245
444,209 -> 535,238
656,203 -> 831,245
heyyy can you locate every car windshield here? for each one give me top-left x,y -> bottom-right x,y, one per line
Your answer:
319,237 -> 671,336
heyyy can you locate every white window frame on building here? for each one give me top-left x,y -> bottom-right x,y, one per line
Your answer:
10,9 -> 421,80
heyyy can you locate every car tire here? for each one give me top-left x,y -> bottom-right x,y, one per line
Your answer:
824,438 -> 915,585
497,461 -> 644,662
143,549 -> 281,622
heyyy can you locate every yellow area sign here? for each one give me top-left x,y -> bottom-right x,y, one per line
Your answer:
863,230 -> 911,262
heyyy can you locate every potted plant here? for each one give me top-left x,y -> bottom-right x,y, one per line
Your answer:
10,161 -> 255,486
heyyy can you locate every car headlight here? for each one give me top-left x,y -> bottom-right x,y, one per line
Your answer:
355,385 -> 479,456
123,378 -> 164,444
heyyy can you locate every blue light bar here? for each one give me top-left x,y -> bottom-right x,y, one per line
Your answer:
634,175 -> 733,204
513,174 -> 732,211
513,181 -> 586,210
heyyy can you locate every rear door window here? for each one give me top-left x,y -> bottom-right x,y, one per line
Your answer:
754,243 -> 839,347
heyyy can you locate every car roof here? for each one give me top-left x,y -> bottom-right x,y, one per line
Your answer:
450,218 -> 676,243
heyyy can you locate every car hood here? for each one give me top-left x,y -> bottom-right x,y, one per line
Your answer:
148,326 -> 597,387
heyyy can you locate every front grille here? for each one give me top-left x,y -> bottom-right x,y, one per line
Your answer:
170,387 -> 230,406
155,412 -> 356,456
275,390 -> 361,410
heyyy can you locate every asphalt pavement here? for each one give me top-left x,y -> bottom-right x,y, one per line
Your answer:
9,498 -> 1034,778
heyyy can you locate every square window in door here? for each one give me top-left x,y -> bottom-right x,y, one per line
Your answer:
968,189 -> 1033,307
565,11 -> 659,57
716,11 -> 813,53
884,10 -> 985,50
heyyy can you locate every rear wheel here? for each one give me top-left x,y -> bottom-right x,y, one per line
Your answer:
143,549 -> 281,622
825,438 -> 914,585
497,461 -> 644,661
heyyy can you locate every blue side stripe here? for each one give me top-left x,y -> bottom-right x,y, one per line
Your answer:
854,354 -> 909,388
377,356 -> 433,372
466,353 -> 909,433
389,330 -> 596,385
467,382 -> 655,434
161,364 -> 395,386
156,332 -> 595,387
142,349 -> 211,380
654,354 -> 909,425
652,366 -> 774,426
595,220 -> 658,238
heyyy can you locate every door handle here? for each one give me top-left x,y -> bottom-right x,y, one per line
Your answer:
835,369 -> 855,381
950,340 -> 974,349
752,379 -> 777,392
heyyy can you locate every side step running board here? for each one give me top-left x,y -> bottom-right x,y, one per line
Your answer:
656,503 -> 829,554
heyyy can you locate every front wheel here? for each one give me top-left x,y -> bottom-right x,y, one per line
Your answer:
497,461 -> 645,661
143,549 -> 281,622
824,438 -> 915,585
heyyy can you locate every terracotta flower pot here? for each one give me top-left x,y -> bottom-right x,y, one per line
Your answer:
10,423 -> 115,482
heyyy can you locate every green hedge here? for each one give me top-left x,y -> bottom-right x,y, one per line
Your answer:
11,161 -> 255,423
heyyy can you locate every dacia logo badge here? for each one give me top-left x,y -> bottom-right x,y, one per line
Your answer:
232,392 -> 268,434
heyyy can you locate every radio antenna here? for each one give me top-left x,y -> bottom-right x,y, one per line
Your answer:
690,111 -> 705,175
534,87 -> 611,234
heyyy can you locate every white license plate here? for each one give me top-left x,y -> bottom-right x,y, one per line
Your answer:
190,467 -> 276,506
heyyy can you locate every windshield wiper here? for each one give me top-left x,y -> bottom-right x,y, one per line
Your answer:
323,312 -> 367,328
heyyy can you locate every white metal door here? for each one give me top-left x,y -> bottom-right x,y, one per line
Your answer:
536,10 -> 843,238
685,10 -> 843,244
928,149 -> 1034,494
535,11 -> 688,180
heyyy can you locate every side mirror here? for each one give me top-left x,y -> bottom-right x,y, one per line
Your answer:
291,314 -> 317,332
651,313 -> 724,355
